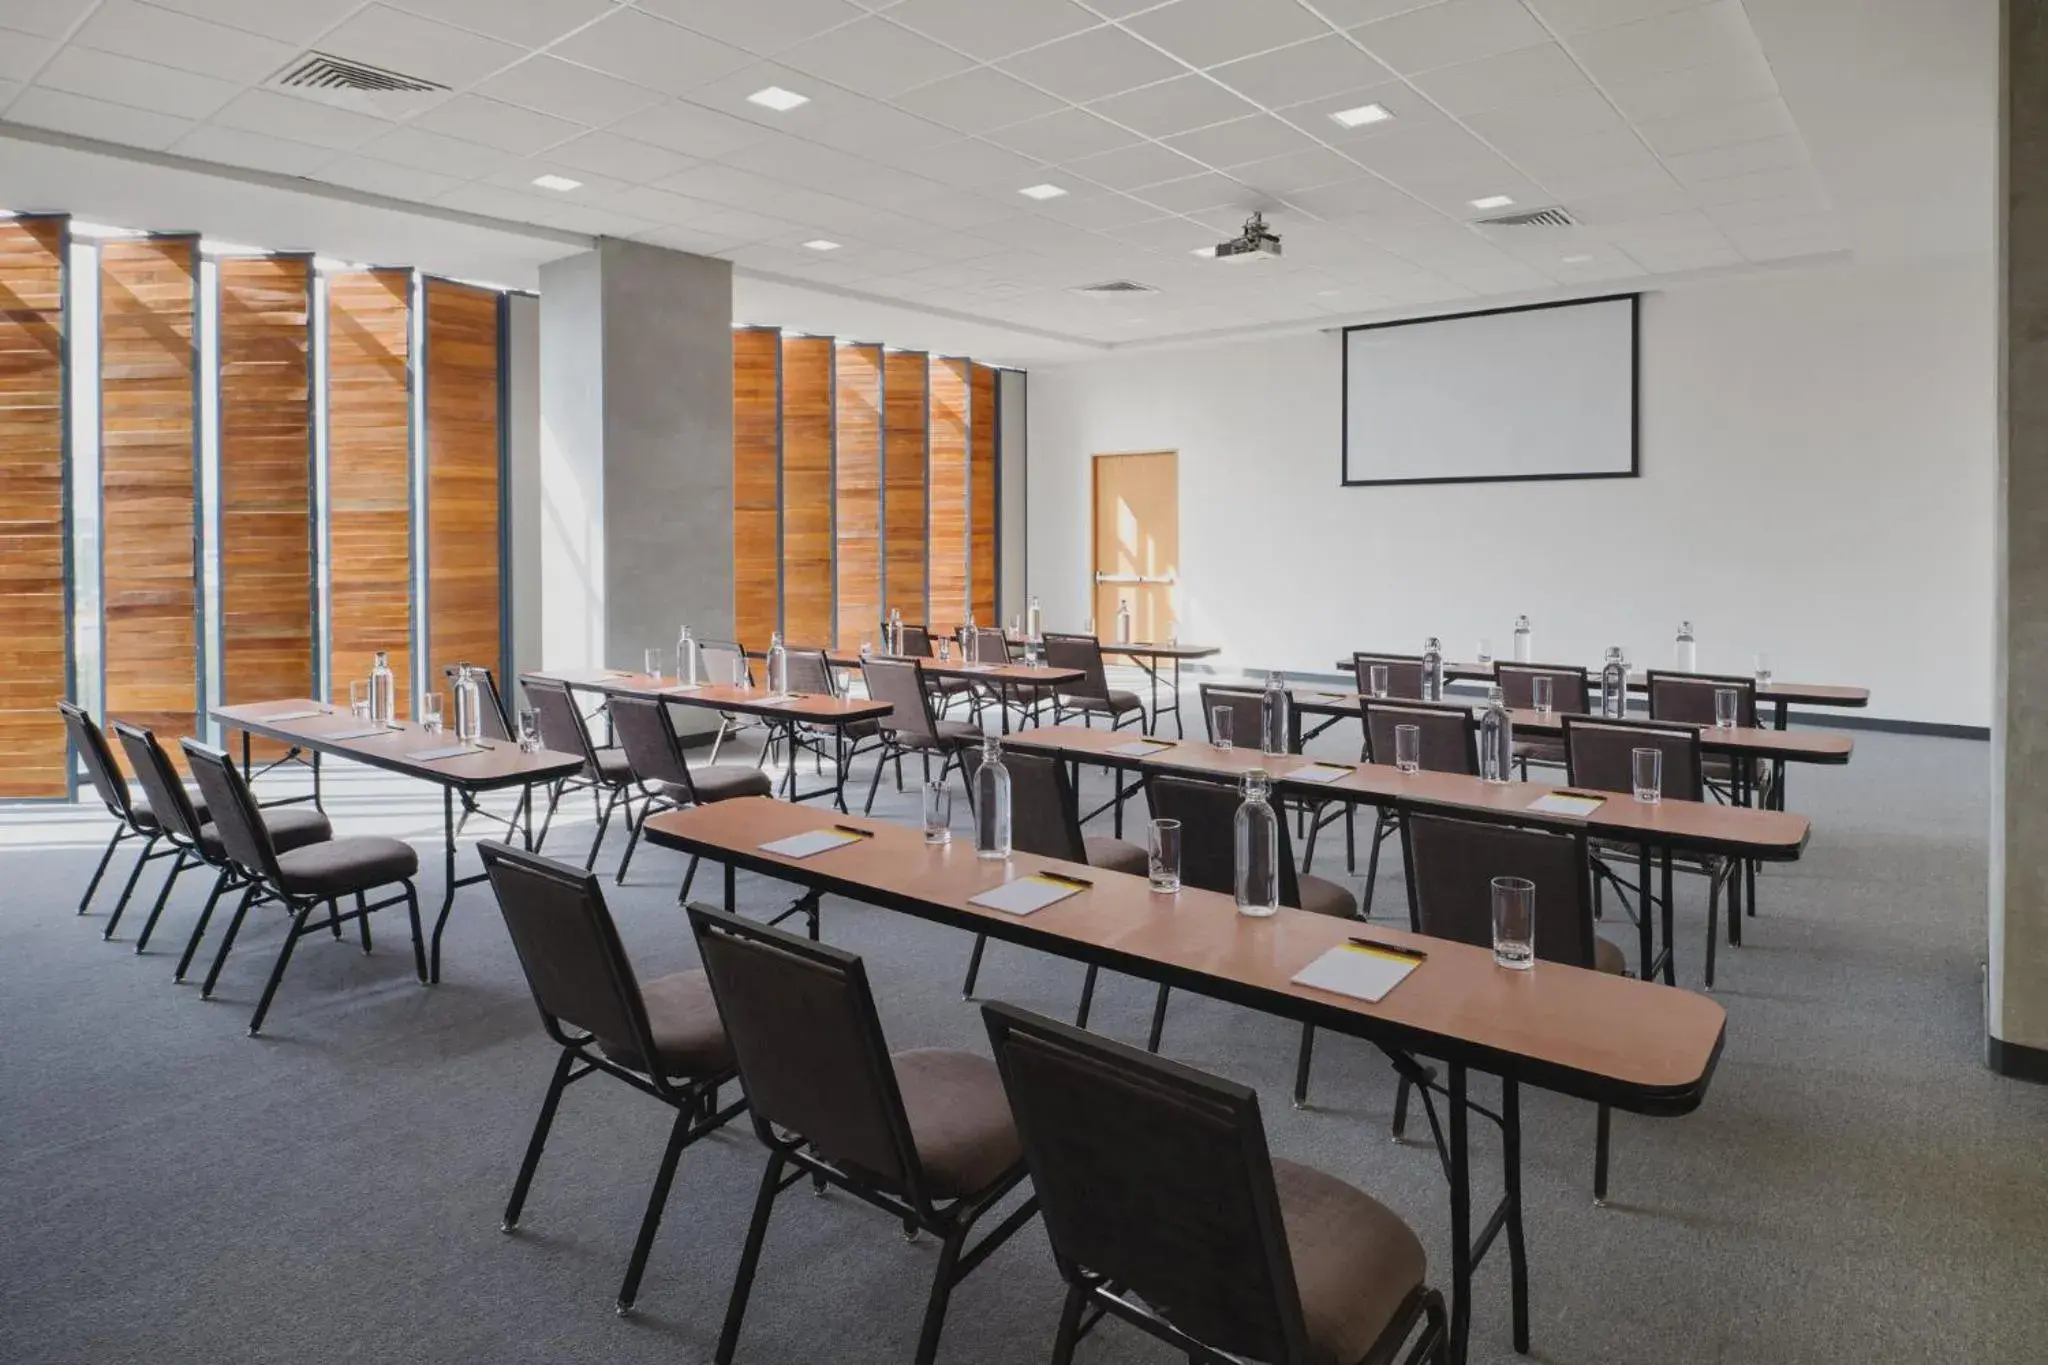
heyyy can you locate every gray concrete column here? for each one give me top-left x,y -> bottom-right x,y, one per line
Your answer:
1992,0 -> 2048,1078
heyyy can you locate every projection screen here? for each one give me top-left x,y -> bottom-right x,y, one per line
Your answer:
1341,295 -> 1638,486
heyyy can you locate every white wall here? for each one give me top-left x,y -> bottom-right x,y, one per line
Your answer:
1027,257 -> 1995,727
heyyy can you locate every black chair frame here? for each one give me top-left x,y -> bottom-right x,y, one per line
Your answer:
61,702 -> 183,938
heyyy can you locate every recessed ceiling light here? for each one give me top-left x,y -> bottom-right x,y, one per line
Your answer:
532,174 -> 582,192
803,239 -> 841,251
747,86 -> 809,112
1329,102 -> 1392,129
1019,183 -> 1068,200
1470,194 -> 1515,210
1562,253 -> 1594,264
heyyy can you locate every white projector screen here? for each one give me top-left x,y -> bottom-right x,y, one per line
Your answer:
1342,295 -> 1638,486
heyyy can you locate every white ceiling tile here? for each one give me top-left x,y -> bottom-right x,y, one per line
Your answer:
142,0 -> 358,45
986,108 -> 1137,162
888,192 -> 1015,229
544,130 -> 697,182
7,87 -> 193,148
387,0 -> 617,48
1536,158 -> 1673,199
1064,140 -> 1206,190
893,66 -> 1066,135
1407,41 -> 1593,117
0,28 -> 56,83
1280,177 -> 1439,222
32,46 -> 238,119
602,183 -> 724,223
1315,0 -> 1454,25
550,9 -> 755,95
1231,146 -> 1365,195
1102,215 -> 1218,252
998,26 -> 1185,103
1086,74 -> 1256,138
1488,125 -> 1644,176
778,17 -> 972,98
691,205 -> 803,239
880,138 -> 1046,188
1341,121 -> 1502,177
475,57 -> 666,127
1206,34 -> 1395,107
803,97 -> 955,155
533,204 -> 655,237
1562,181 -> 1693,222
433,181 -> 561,222
1124,0 -> 1330,70
1705,188 -> 1832,227
410,94 -> 584,155
314,4 -> 527,88
316,155 -> 464,201
974,215 -> 1100,251
1163,115 -> 1318,169
170,123 -> 334,175
1621,240 -> 1740,271
1275,79 -> 1448,143
1634,97 -> 1795,157
604,100 -> 775,159
1525,0 -> 1713,36
0,78 -> 19,107
636,0 -> 865,56
1462,86 -> 1626,146
1599,56 -> 1777,123
1684,165 -> 1822,207
1663,134 -> 1808,184
1605,208 -> 1725,246
1135,171 -> 1257,214
1566,0 -> 1763,82
885,0 -> 1099,61
70,0 -> 296,82
481,162 -> 629,200
210,89 -> 395,151
360,123 -> 520,177
1,0 -> 97,40
1348,0 -> 1549,74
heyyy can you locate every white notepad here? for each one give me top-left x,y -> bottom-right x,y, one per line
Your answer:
320,724 -> 394,741
263,707 -> 328,722
411,743 -> 480,762
1291,942 -> 1422,1004
1106,739 -> 1174,758
1288,763 -> 1350,785
969,873 -> 1089,916
1527,791 -> 1606,818
758,827 -> 868,859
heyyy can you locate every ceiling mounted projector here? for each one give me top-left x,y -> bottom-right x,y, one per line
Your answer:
1213,211 -> 1281,263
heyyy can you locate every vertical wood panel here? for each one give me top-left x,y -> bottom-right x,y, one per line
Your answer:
0,216 -> 71,797
325,268 -> 412,717
969,362 -> 997,628
927,357 -> 970,635
425,279 -> 501,695
217,254 -> 313,755
834,343 -> 882,652
733,327 -> 780,649
780,334 -> 833,648
100,235 -> 199,760
883,350 -> 927,627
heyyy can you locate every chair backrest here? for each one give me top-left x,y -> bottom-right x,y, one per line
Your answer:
1363,700 -> 1478,775
898,624 -> 935,658
608,694 -> 695,797
1142,774 -> 1302,908
686,904 -> 929,1202
1561,715 -> 1706,801
971,627 -> 1010,666
1042,632 -> 1110,700
980,1002 -> 1311,1365
444,662 -> 512,740
784,648 -> 837,698
113,722 -> 203,846
961,746 -> 1085,864
1404,814 -> 1598,968
1646,670 -> 1757,728
1197,685 -> 1271,750
1495,662 -> 1589,713
478,841 -> 669,1071
60,702 -> 131,821
861,657 -> 938,740
700,639 -> 751,689
1351,652 -> 1424,701
180,740 -> 283,884
521,676 -> 600,767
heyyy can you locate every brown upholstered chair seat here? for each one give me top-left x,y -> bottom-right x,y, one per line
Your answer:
1271,1158 -> 1428,1365
590,747 -> 632,782
1298,872 -> 1359,920
1082,836 -> 1148,877
1062,689 -> 1143,716
1702,755 -> 1771,790
198,806 -> 331,859
889,1048 -> 1023,1199
274,836 -> 419,897
660,766 -> 774,804
1512,738 -> 1565,767
130,793 -> 209,832
887,718 -> 982,750
598,969 -> 733,1078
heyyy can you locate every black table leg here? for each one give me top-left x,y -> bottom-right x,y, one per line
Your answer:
1170,657 -> 1184,737
428,785 -> 458,983
1448,1063 -> 1472,1365
1636,843 -> 1654,980
724,861 -> 736,912
1771,699 -> 1789,811
312,750 -> 323,811
241,729 -> 251,781
1660,848 -> 1675,985
1503,1078 -> 1528,1354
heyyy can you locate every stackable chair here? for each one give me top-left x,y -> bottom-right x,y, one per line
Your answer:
1492,662 -> 1589,778
479,842 -> 745,1315
440,662 -> 531,842
1645,671 -> 1772,807
897,624 -> 981,720
60,702 -> 185,937
522,675 -> 635,869
1358,700 -> 1481,916
859,657 -> 981,815
608,692 -> 773,894
1200,683 -> 1350,876
1350,652 -> 1426,701
1043,632 -> 1148,734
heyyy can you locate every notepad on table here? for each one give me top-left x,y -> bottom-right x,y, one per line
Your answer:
1106,738 -> 1174,758
1288,762 -> 1351,785
319,724 -> 395,742
263,706 -> 329,722
1527,790 -> 1606,818
758,827 -> 868,859
1291,942 -> 1421,1004
969,873 -> 1089,917
410,743 -> 481,763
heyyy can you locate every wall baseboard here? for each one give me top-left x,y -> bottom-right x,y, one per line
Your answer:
1987,1034 -> 2048,1084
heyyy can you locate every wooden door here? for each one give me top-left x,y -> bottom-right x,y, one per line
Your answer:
1091,452 -> 1178,645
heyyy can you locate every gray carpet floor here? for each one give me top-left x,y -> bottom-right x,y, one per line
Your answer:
2,711 -> 2044,1365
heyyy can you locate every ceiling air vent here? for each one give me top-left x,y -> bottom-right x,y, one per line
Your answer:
268,52 -> 449,117
1071,280 -> 1157,295
1475,206 -> 1577,228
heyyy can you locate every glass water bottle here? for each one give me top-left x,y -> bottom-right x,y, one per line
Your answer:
1675,620 -> 1698,672
973,735 -> 1012,861
1027,594 -> 1043,641
454,665 -> 482,745
888,608 -> 904,656
1513,614 -> 1532,663
370,650 -> 396,725
766,631 -> 789,696
1479,684 -> 1513,784
1421,636 -> 1445,701
1601,646 -> 1628,718
1115,598 -> 1133,645
1234,770 -> 1280,918
679,625 -> 700,687
1260,670 -> 1290,756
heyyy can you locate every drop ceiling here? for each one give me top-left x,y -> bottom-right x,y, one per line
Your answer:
0,0 -> 1993,362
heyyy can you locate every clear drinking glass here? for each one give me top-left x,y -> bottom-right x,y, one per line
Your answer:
937,637 -> 951,663
420,691 -> 443,733
644,647 -> 662,682
922,781 -> 952,845
1210,705 -> 1233,750
1532,676 -> 1554,716
1492,876 -> 1535,970
1083,615 -> 1095,636
1754,652 -> 1773,687
1368,664 -> 1389,699
1632,746 -> 1663,804
1476,637 -> 1492,666
734,656 -> 751,689
1395,723 -> 1421,774
517,709 -> 541,753
1714,687 -> 1740,729
1147,818 -> 1181,893
349,680 -> 370,719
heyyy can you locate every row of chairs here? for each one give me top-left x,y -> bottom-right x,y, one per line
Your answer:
480,842 -> 1452,1365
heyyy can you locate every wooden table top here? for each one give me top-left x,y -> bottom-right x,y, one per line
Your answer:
528,669 -> 893,725
1010,635 -> 1220,660
213,700 -> 585,791
874,656 -> 1081,686
1003,726 -> 1812,860
1333,657 -> 1870,708
642,796 -> 1726,1113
